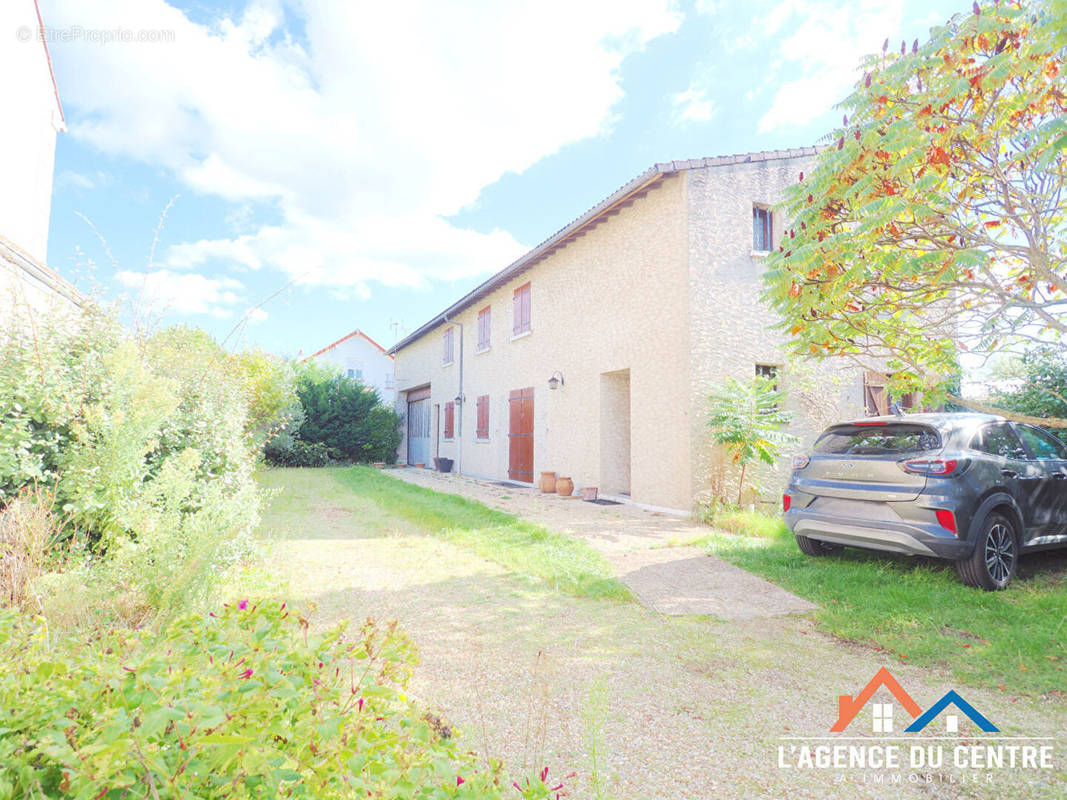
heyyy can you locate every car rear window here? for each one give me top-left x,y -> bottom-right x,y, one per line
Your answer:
813,424 -> 942,455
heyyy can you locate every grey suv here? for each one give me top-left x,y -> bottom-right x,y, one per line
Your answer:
784,413 -> 1067,590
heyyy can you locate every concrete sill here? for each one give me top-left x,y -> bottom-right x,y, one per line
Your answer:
442,360 -> 454,368
475,438 -> 490,444
474,346 -> 491,355
751,250 -> 770,258
510,330 -> 533,342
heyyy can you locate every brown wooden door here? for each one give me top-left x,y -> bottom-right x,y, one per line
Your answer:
508,387 -> 535,482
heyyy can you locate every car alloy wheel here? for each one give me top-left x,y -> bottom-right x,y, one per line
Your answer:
984,522 -> 1016,586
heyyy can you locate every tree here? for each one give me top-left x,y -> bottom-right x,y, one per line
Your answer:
707,377 -> 797,505
763,0 -> 1066,422
991,347 -> 1067,429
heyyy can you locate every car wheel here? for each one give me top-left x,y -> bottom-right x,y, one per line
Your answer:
956,512 -> 1018,591
795,534 -> 842,557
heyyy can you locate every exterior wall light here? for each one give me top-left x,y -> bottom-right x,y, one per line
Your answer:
548,371 -> 565,390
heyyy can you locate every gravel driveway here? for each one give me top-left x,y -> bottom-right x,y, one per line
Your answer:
257,468 -> 1065,800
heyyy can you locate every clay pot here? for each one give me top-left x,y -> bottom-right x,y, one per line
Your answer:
556,476 -> 574,497
414,462 -> 425,469
580,486 -> 598,501
540,471 -> 557,493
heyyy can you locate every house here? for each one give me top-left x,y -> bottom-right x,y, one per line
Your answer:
389,148 -> 871,512
302,329 -> 396,405
830,667 -> 922,733
0,0 -> 83,313
904,690 -> 998,734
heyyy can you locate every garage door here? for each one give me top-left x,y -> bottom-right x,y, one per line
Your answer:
406,388 -> 431,466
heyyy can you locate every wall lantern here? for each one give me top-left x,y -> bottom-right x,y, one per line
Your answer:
548,371 -> 565,390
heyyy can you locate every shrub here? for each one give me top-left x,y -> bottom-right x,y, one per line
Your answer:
0,602 -> 559,799
293,362 -> 401,463
0,305 -> 261,625
265,439 -> 332,468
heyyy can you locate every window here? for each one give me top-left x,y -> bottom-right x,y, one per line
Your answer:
864,371 -> 918,416
476,394 -> 489,440
1015,425 -> 1067,460
513,282 -> 531,335
347,368 -> 355,378
443,401 -> 455,440
477,306 -> 491,351
755,364 -> 779,390
814,424 -> 941,455
442,327 -> 454,366
971,424 -> 1026,459
872,703 -> 893,734
753,206 -> 773,251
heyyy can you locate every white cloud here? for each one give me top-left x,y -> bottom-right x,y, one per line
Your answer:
755,0 -> 905,133
671,85 -> 717,123
42,0 -> 682,291
115,268 -> 245,317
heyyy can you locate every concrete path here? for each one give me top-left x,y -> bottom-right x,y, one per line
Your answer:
389,468 -> 816,619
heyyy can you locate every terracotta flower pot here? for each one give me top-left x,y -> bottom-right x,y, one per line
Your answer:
540,471 -> 557,493
581,486 -> 598,501
556,476 -> 574,497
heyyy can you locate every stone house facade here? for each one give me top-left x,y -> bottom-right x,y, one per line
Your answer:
390,148 -> 867,513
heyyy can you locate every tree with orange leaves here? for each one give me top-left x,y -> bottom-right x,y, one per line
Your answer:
763,0 -> 1065,424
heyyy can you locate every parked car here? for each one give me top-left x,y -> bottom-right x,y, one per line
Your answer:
784,413 -> 1067,590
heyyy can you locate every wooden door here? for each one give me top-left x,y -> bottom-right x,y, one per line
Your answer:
508,387 -> 535,482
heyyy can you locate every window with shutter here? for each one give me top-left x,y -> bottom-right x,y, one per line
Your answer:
477,306 -> 491,351
444,401 -> 455,440
512,283 -> 531,335
442,327 -> 454,365
753,206 -> 773,251
476,395 -> 489,440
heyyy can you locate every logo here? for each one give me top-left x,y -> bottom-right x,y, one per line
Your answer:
777,667 -> 1056,786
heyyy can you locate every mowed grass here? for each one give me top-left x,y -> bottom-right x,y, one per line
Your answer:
689,515 -> 1067,696
332,467 -> 630,602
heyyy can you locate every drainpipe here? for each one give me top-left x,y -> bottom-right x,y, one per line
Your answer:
444,315 -> 464,476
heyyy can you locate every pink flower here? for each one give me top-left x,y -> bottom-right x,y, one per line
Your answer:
456,777 -> 465,786
357,697 -> 364,712
237,600 -> 249,610
238,669 -> 254,680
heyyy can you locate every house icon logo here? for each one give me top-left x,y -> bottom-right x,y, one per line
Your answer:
831,667 -> 998,734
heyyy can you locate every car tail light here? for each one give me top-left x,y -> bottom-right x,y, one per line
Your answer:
854,421 -> 887,426
783,494 -> 792,512
899,458 -> 964,476
935,509 -> 957,535
791,455 -> 810,470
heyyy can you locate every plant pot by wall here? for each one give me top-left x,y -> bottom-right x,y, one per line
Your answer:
437,458 -> 454,473
540,471 -> 557,493
414,463 -> 425,469
556,476 -> 574,497
580,486 -> 598,501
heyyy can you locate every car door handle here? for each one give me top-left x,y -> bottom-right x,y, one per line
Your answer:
1001,470 -> 1018,479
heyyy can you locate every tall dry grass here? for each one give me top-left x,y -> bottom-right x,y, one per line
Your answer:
0,487 -> 61,612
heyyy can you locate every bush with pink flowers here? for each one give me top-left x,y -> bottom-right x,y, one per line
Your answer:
0,601 -> 565,799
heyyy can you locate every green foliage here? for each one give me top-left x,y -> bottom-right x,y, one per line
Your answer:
232,349 -> 299,446
0,601 -> 560,799
290,362 -> 401,464
264,439 -> 333,468
707,377 -> 797,505
991,347 -> 1067,428
763,0 -> 1066,402
0,306 -> 260,625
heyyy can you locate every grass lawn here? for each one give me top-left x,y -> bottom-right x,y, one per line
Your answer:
326,466 -> 630,601
689,515 -> 1067,696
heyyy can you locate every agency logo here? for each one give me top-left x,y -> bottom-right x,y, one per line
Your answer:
831,666 -> 997,734
777,667 -> 1055,786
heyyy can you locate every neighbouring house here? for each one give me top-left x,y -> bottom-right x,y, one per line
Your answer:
302,329 -> 396,406
389,148 -> 874,512
0,0 -> 83,314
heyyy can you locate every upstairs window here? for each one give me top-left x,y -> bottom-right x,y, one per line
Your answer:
477,306 -> 491,351
442,327 -> 454,366
513,282 -> 531,335
476,395 -> 489,440
753,206 -> 773,252
443,401 -> 455,440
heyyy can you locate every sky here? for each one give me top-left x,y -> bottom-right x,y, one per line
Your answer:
41,0 -> 966,357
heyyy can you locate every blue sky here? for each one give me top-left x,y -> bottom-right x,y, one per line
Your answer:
42,0 -> 963,357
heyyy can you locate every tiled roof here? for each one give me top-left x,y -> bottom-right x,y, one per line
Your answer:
303,329 -> 393,362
